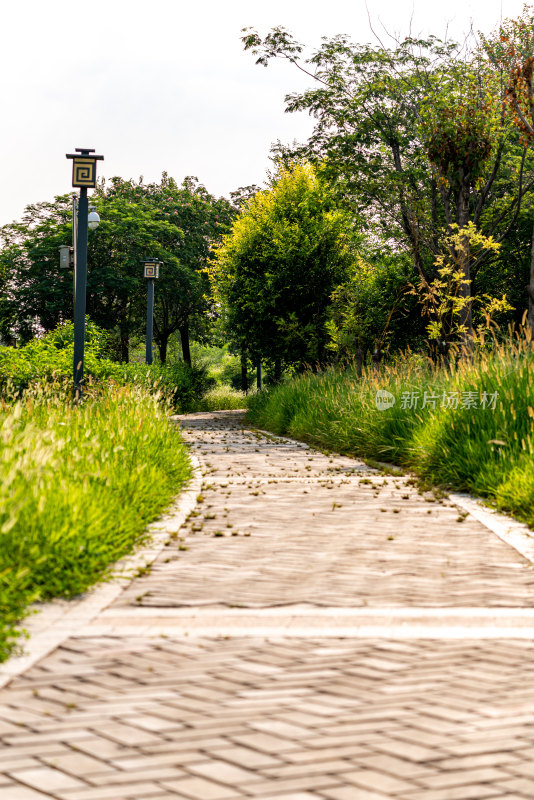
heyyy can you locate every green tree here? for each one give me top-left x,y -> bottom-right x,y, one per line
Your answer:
0,175 -> 236,362
326,250 -> 416,371
482,4 -> 534,328
211,162 -> 353,373
0,196 -> 74,343
242,26 -> 534,339
95,175 -> 236,363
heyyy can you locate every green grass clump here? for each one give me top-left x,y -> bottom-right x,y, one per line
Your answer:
0,383 -> 191,661
247,332 -> 534,528
195,385 -> 249,411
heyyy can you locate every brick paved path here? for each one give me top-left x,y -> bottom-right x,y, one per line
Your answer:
2,410 -> 534,800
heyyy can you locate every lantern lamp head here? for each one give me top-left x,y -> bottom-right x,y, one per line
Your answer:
66,148 -> 104,188
143,259 -> 160,279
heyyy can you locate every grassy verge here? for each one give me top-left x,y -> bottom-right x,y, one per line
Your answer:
247,335 -> 534,529
0,383 -> 191,661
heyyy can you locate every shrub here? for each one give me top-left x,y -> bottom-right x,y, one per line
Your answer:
0,320 -> 215,412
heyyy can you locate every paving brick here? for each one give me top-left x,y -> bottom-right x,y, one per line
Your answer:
55,783 -> 161,799
41,753 -> 112,777
418,767 -> 513,789
493,777 -> 534,795
402,786 -> 502,800
258,795 -> 324,799
9,766 -> 87,792
342,768 -> 415,793
231,732 -> 302,754
187,760 -> 262,785
2,788 -> 57,800
353,753 -> 434,778
322,788 -> 390,800
160,776 -> 239,798
207,746 -> 282,770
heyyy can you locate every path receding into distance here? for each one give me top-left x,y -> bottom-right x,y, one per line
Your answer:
3,410 -> 534,799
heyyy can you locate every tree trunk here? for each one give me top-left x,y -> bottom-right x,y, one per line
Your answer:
120,328 -> 129,362
180,324 -> 191,367
457,225 -> 473,348
372,347 -> 382,373
528,222 -> 534,334
241,351 -> 248,394
256,360 -> 262,391
355,347 -> 364,378
158,334 -> 168,364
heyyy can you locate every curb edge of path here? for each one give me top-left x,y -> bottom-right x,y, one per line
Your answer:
451,492 -> 534,564
0,454 -> 203,690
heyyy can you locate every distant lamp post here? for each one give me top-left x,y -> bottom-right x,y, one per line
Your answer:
143,259 -> 160,365
65,148 -> 104,400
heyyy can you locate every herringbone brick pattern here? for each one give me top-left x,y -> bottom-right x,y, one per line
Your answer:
3,637 -> 534,798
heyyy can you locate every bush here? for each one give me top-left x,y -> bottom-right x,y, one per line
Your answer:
0,382 -> 191,662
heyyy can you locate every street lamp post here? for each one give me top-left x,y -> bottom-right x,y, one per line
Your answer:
66,148 -> 104,400
143,259 -> 160,365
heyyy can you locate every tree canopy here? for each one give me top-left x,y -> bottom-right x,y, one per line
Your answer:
211,162 -> 354,372
0,175 -> 236,362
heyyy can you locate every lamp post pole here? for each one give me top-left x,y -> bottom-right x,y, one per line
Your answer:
72,194 -> 77,301
143,259 -> 160,365
73,186 -> 89,394
146,278 -> 155,365
66,148 -> 104,400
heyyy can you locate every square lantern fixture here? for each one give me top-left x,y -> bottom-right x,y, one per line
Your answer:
143,259 -> 160,279
66,148 -> 104,188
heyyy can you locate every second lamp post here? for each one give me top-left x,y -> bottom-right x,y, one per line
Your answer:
144,259 -> 160,364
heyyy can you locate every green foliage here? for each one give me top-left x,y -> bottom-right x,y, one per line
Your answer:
94,175 -> 236,361
113,360 -> 215,412
190,342 -> 255,390
211,162 -> 354,370
247,331 -> 534,529
0,383 -> 191,661
242,23 -> 534,326
0,321 -> 214,412
409,223 -> 512,341
0,175 -> 236,362
421,61 -> 500,192
483,4 -> 534,143
326,250 -> 415,359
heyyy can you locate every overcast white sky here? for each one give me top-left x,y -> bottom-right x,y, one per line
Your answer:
0,0 -> 524,227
